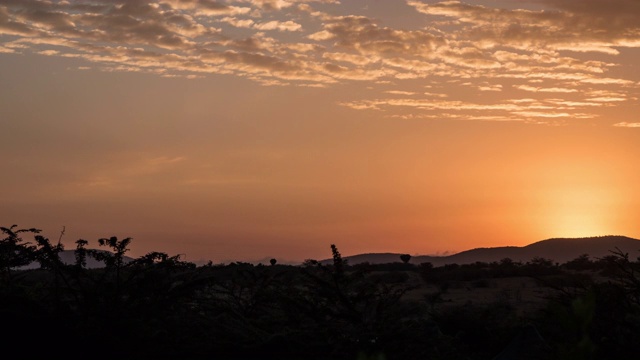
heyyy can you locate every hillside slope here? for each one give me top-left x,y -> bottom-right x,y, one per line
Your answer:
330,236 -> 640,266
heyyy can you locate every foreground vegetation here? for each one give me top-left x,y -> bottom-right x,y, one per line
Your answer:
2,225 -> 640,359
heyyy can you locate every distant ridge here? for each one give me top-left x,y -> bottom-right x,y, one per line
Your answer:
322,235 -> 640,266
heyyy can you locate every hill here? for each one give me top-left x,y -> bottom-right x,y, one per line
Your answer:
325,235 -> 640,266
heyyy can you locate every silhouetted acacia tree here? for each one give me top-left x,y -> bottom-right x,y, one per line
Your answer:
290,244 -> 420,360
0,225 -> 39,285
400,254 -> 411,264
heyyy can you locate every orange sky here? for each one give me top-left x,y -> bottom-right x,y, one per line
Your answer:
1,0 -> 639,264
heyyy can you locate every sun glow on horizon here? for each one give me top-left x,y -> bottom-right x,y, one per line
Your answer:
538,185 -> 623,239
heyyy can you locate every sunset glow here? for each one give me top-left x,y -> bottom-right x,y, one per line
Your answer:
543,187 -> 619,239
1,0 -> 639,263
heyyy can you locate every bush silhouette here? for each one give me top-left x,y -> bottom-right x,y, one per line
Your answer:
2,224 -> 640,360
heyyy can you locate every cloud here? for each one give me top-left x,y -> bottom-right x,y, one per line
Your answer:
1,0 -> 638,124
534,0 -> 640,24
514,85 -> 578,93
386,90 -> 417,96
339,90 -> 618,123
613,122 -> 640,128
478,83 -> 502,92
0,4 -> 37,36
254,20 -> 302,31
586,97 -> 627,103
37,49 -> 59,56
408,0 -> 640,53
511,111 -> 572,118
322,51 -> 377,66
220,16 -> 256,28
221,17 -> 302,31
239,0 -> 293,11
308,15 -> 445,57
163,0 -> 252,16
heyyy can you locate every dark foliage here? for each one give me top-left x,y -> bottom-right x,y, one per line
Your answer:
2,225 -> 639,360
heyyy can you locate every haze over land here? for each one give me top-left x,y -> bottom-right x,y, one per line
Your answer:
1,0 -> 640,263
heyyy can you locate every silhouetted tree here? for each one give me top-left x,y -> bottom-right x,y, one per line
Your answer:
6,223 -> 640,360
331,243 -> 345,275
563,254 -> 594,271
293,244 -> 419,360
0,225 -> 39,284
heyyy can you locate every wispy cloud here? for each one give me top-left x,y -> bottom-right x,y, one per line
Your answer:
613,122 -> 640,128
514,85 -> 578,93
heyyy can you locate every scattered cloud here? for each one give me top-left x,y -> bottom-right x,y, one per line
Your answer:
1,0 -> 639,123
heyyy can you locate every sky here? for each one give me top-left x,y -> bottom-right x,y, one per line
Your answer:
1,0 -> 640,264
